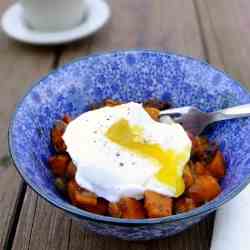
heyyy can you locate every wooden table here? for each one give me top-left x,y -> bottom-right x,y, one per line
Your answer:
1,0 -> 250,249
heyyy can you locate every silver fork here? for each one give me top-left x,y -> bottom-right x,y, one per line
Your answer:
159,104 -> 250,136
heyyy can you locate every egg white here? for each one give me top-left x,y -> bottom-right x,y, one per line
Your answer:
63,102 -> 191,202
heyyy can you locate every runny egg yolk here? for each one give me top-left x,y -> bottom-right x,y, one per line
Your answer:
105,119 -> 186,196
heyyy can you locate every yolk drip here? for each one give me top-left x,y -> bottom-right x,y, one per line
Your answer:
105,119 -> 186,196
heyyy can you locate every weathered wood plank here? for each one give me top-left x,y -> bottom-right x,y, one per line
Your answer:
27,190 -> 71,250
12,188 -> 72,250
194,0 -> 250,89
11,0 -> 214,250
0,1 -> 55,248
0,167 -> 24,250
10,188 -> 38,250
60,0 -> 205,64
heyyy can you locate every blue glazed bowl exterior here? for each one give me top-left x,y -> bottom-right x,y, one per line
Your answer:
74,215 -> 205,240
9,50 -> 250,240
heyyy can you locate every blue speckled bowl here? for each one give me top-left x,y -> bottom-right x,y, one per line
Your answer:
9,50 -> 250,240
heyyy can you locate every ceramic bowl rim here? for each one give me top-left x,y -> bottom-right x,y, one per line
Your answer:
8,49 -> 250,226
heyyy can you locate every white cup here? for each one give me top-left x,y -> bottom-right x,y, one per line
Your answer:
19,0 -> 88,31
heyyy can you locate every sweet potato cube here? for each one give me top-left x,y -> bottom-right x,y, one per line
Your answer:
51,120 -> 67,152
144,107 -> 160,121
108,202 -> 122,218
119,197 -> 146,219
104,99 -> 122,107
143,99 -> 171,110
65,161 -> 77,180
67,180 -> 78,205
95,198 -> 109,215
193,162 -> 210,176
183,164 -> 194,188
74,190 -> 97,208
174,197 -> 196,213
208,150 -> 225,178
85,198 -> 109,215
63,114 -> 73,124
144,191 -> 173,218
188,175 -> 221,203
48,154 -> 69,177
191,136 -> 209,158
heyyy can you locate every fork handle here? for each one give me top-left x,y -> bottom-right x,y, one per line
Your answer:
210,104 -> 250,123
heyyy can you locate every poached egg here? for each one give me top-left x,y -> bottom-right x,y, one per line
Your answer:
63,102 -> 191,202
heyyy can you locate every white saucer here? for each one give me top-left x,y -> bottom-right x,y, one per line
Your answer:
1,0 -> 110,45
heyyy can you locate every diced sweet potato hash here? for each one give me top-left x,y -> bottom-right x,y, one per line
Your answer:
48,99 -> 226,219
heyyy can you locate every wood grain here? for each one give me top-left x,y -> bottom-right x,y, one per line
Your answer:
12,188 -> 72,250
60,0 -> 205,65
0,1 -> 55,249
10,188 -> 38,250
194,0 -> 250,89
26,190 -> 71,250
0,167 -> 24,250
